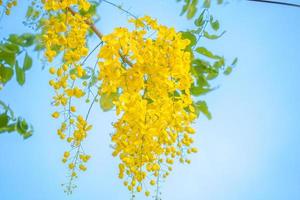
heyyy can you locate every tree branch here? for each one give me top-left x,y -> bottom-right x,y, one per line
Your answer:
67,7 -> 133,66
247,0 -> 300,8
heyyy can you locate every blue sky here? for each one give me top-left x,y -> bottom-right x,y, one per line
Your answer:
0,0 -> 300,200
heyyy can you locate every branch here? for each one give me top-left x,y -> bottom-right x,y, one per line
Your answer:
247,0 -> 300,8
67,7 -> 133,66
67,7 -> 103,39
102,0 -> 139,19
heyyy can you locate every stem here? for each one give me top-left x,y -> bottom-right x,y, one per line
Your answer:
86,93 -> 99,121
247,0 -> 300,8
81,41 -> 103,65
67,7 -> 133,66
67,7 -> 103,39
101,0 -> 139,19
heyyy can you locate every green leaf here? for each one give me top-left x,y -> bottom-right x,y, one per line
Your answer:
0,64 -> 14,84
100,93 -> 119,111
194,9 -> 205,27
8,34 -> 23,46
23,130 -> 33,139
203,0 -> 211,8
26,6 -> 34,18
15,61 -> 25,86
224,67 -> 232,75
180,0 -> 191,16
231,57 -> 238,66
210,16 -> 220,31
207,70 -> 219,80
203,30 -> 226,40
0,43 -> 20,53
187,0 -> 198,19
0,50 -> 16,67
23,53 -> 33,71
20,33 -> 35,47
181,31 -> 197,49
190,84 -> 214,96
0,113 -> 9,128
17,118 -> 29,134
213,57 -> 225,69
193,101 -> 212,119
196,47 -> 220,59
0,100 -> 14,119
0,124 -> 16,133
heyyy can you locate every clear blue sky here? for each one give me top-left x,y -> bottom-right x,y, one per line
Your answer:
1,0 -> 300,200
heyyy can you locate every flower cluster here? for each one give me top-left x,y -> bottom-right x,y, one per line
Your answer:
44,0 -> 90,11
0,0 -> 17,15
98,16 -> 198,196
43,0 -> 93,193
43,12 -> 90,62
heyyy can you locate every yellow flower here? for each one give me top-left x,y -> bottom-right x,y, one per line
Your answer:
98,16 -> 196,193
79,164 -> 87,171
64,151 -> 70,158
137,185 -> 142,192
49,67 -> 56,75
51,111 -> 60,118
70,106 -> 76,112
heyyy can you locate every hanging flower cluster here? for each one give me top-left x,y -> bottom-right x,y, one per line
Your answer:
43,0 -> 94,193
0,0 -> 17,15
98,16 -> 198,196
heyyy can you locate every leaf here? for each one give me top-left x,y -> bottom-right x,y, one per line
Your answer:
0,43 -> 20,53
0,50 -> 16,66
100,93 -> 119,111
0,124 -> 16,133
180,0 -> 191,16
196,47 -> 220,59
8,34 -> 23,46
194,101 -> 212,119
224,67 -> 232,75
26,6 -> 34,18
203,0 -> 211,8
17,118 -> 29,134
181,31 -> 197,49
0,100 -> 14,119
187,0 -> 198,19
210,16 -> 220,31
15,61 -> 25,86
213,57 -> 225,69
207,70 -> 219,80
23,130 -> 33,139
20,33 -> 35,47
194,9 -> 205,27
231,57 -> 238,66
203,30 -> 226,40
0,113 -> 9,128
0,64 -> 14,84
23,53 -> 33,71
190,84 -> 214,96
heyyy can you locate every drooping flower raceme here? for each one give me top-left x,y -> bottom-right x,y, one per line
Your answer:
98,16 -> 198,196
43,0 -> 93,193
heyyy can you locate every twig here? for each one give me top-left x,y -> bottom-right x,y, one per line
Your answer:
67,7 -> 133,66
247,0 -> 300,8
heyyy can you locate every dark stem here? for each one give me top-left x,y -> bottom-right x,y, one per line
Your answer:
247,0 -> 300,8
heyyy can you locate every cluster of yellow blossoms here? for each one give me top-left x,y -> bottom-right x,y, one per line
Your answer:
43,0 -> 93,192
43,0 -> 199,196
44,0 -> 90,11
98,16 -> 198,197
43,10 -> 90,62
0,0 -> 17,15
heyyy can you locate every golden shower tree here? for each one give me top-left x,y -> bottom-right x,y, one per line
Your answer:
0,0 -> 237,199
